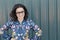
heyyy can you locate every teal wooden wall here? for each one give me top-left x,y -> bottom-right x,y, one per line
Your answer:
0,0 -> 60,40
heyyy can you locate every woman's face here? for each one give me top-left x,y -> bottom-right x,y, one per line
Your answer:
16,7 -> 25,19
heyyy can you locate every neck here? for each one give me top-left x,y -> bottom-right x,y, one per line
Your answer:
18,18 -> 24,24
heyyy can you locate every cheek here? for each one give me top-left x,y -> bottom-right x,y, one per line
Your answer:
16,14 -> 19,17
23,13 -> 25,17
22,13 -> 25,17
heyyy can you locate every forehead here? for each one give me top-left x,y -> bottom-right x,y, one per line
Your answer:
16,7 -> 24,12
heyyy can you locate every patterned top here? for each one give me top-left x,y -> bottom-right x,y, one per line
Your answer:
0,19 -> 42,40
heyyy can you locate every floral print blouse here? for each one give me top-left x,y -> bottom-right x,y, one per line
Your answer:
0,19 -> 42,40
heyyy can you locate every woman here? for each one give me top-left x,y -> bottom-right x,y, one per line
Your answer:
0,4 -> 42,40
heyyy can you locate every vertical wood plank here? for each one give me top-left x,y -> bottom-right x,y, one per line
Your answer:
49,0 -> 57,40
41,0 -> 49,40
58,0 -> 60,40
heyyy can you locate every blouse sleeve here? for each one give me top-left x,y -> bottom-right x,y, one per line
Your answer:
30,20 -> 42,40
0,21 -> 12,40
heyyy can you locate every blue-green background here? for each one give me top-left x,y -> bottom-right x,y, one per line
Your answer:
0,0 -> 60,40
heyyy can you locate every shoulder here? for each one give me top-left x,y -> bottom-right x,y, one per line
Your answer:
26,19 -> 40,29
26,19 -> 35,26
4,19 -> 14,26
